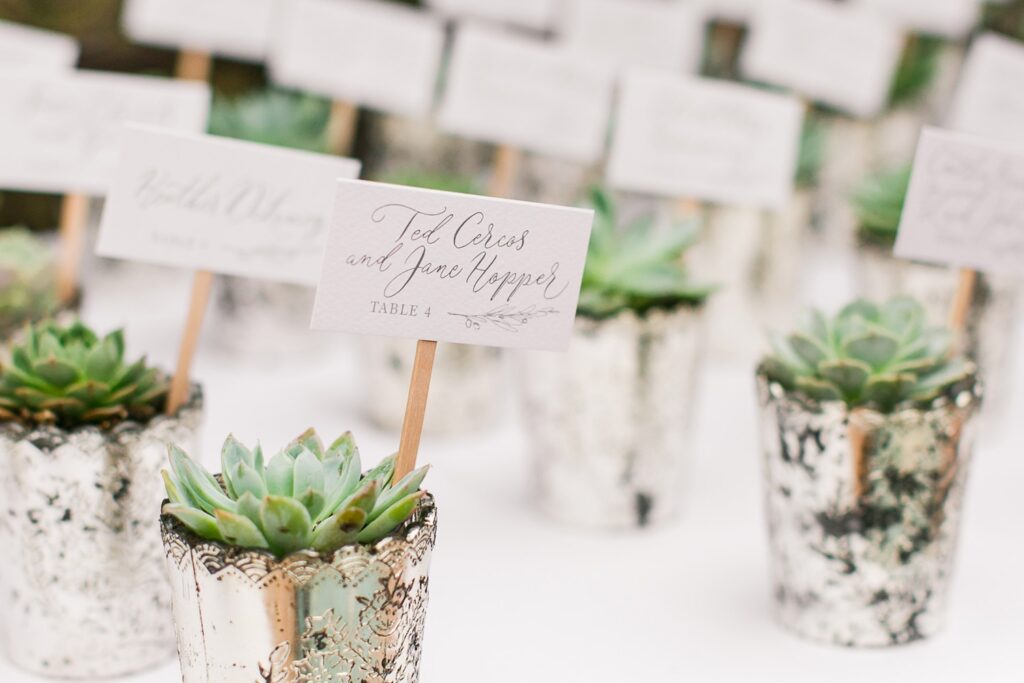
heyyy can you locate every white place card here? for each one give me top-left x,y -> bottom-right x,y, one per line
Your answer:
559,0 -> 704,73
122,0 -> 276,61
0,71 -> 209,195
97,126 -> 362,285
312,180 -> 594,351
851,0 -> 980,39
895,127 -> 1024,277
740,0 -> 904,118
425,0 -> 558,31
606,69 -> 803,209
438,23 -> 615,164
269,0 -> 445,119
0,20 -> 78,69
948,33 -> 1024,146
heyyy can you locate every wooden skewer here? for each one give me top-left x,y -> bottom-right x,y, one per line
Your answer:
488,145 -> 521,199
55,192 -> 90,305
327,100 -> 360,156
848,411 -> 869,501
948,267 -> 977,332
175,49 -> 213,82
166,270 -> 215,416
394,340 -> 438,480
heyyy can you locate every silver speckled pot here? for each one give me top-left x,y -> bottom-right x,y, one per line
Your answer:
161,494 -> 437,683
757,371 -> 981,647
360,338 -> 504,436
519,307 -> 703,529
0,388 -> 204,678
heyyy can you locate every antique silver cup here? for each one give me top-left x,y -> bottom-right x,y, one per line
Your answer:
162,493 -> 437,683
520,307 -> 703,529
0,389 -> 203,678
757,371 -> 981,647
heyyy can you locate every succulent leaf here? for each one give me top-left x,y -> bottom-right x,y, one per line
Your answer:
164,504 -> 221,541
259,496 -> 313,556
215,509 -> 269,549
358,492 -> 424,545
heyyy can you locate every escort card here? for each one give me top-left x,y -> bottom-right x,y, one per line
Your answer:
269,0 -> 445,119
438,23 -> 615,164
948,33 -> 1024,146
606,69 -> 803,209
0,20 -> 78,69
312,180 -> 594,351
425,0 -> 557,31
96,126 -> 362,285
851,0 -> 980,39
122,0 -> 276,61
895,127 -> 1024,277
0,71 -> 209,195
559,0 -> 703,73
740,0 -> 903,118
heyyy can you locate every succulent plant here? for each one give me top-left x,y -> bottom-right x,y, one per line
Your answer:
888,35 -> 943,108
850,164 -> 911,246
0,320 -> 169,428
0,228 -> 57,336
382,169 -> 482,195
796,113 -> 826,188
578,188 -> 713,319
763,297 -> 974,412
208,88 -> 332,153
162,429 -> 429,557
982,0 -> 1024,40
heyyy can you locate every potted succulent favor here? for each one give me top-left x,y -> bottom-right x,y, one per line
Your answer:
520,188 -> 713,529
758,297 -> 980,646
160,429 -> 435,682
361,170 -> 504,436
206,88 -> 334,355
0,227 -> 59,342
0,320 -> 202,677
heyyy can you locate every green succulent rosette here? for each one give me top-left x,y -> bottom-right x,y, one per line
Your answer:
208,88 -> 332,153
0,227 -> 57,336
850,165 -> 911,246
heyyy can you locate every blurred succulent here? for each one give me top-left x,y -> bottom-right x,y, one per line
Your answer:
796,113 -> 826,188
578,188 -> 714,319
982,0 -> 1024,40
888,35 -> 943,109
382,169 -> 482,195
0,228 -> 57,336
163,429 -> 429,557
208,88 -> 331,153
850,165 -> 911,246
763,297 -> 974,412
0,320 -> 169,427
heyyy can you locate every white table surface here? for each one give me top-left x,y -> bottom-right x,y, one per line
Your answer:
2,260 -> 1021,683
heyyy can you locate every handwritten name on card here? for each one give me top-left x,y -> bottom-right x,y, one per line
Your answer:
0,20 -> 78,69
96,126 -> 361,285
269,0 -> 445,119
948,33 -> 1024,146
0,71 -> 209,196
312,180 -> 593,351
606,70 -> 803,209
559,0 -> 703,73
740,0 -> 903,118
895,127 -> 1024,277
122,0 -> 275,61
851,0 -> 980,39
425,0 -> 557,31
438,24 -> 615,164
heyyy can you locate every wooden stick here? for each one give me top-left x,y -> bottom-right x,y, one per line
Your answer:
848,409 -> 869,501
394,340 -> 438,480
948,267 -> 977,332
166,270 -> 215,415
488,145 -> 521,199
55,192 -> 89,305
175,49 -> 213,82
327,100 -> 360,156
674,197 -> 701,220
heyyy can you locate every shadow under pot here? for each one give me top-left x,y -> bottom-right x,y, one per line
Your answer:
756,370 -> 981,647
0,388 -> 203,678
360,338 -> 504,436
519,307 -> 703,530
161,493 -> 437,683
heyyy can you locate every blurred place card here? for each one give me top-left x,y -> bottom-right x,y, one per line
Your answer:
606,69 -> 803,209
269,0 -> 445,118
97,126 -> 362,285
425,0 -> 557,31
438,24 -> 615,164
740,0 -> 903,118
122,0 -> 275,61
559,0 -> 703,73
0,71 -> 209,195
948,33 -> 1024,146
312,180 -> 593,351
895,127 -> 1024,276
851,0 -> 980,39
0,20 -> 78,69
